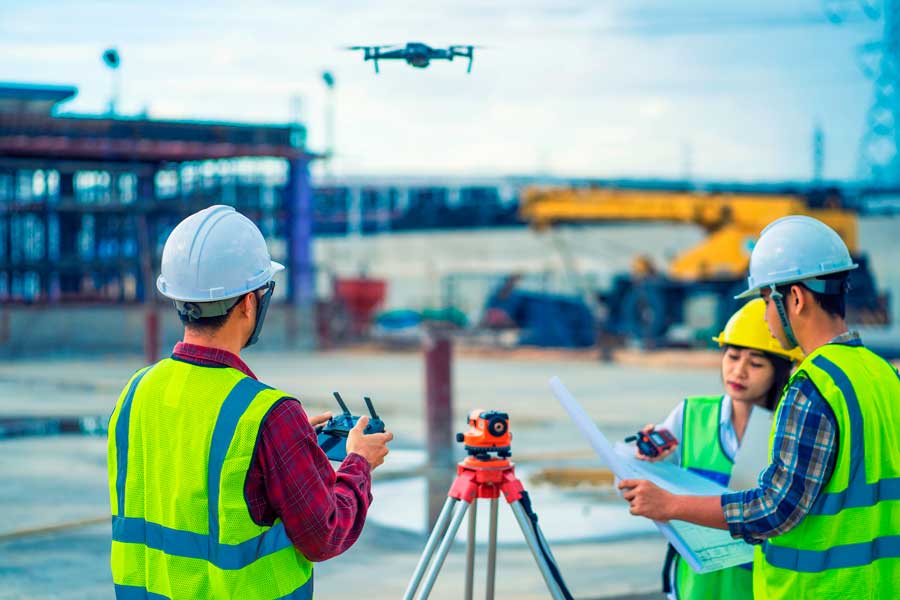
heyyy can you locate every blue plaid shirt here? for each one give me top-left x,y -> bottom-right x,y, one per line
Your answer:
720,332 -> 863,544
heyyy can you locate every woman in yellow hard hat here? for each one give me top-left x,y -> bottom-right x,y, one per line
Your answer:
635,298 -> 803,600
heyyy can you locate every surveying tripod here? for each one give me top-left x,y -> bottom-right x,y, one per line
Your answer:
402,455 -> 573,600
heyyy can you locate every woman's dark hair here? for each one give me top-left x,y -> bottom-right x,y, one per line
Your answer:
724,344 -> 794,411
763,354 -> 793,411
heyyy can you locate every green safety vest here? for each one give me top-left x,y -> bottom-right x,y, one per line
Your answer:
754,343 -> 900,599
107,358 -> 314,599
670,395 -> 753,600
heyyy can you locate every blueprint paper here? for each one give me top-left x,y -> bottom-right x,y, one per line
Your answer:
611,442 -> 732,496
549,376 -> 754,573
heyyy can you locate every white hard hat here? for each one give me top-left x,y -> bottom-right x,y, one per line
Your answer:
157,205 -> 284,303
735,215 -> 857,300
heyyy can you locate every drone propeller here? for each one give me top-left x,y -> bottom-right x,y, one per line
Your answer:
344,44 -> 398,50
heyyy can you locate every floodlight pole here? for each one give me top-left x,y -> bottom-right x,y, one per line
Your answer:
103,48 -> 121,116
110,66 -> 121,116
322,71 -> 336,179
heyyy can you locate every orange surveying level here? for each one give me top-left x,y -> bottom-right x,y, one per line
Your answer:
404,409 -> 573,600
455,409 -> 511,459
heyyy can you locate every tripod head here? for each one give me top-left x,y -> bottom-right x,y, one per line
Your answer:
455,409 -> 511,461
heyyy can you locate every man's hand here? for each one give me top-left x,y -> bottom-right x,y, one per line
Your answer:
618,479 -> 675,521
308,412 -> 332,429
346,415 -> 393,470
634,424 -> 678,462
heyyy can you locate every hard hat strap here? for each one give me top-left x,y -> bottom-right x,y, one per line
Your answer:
244,280 -> 276,348
769,285 -> 799,349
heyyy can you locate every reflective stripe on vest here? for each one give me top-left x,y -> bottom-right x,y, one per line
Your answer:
680,396 -> 732,486
114,581 -> 313,600
801,355 -> 900,517
756,344 -> 900,597
671,396 -> 752,600
108,359 -> 313,600
114,367 -> 151,517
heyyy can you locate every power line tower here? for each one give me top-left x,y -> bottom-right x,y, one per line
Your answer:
826,0 -> 900,184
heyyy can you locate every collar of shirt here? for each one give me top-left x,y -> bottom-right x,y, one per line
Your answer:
172,342 -> 257,380
828,330 -> 862,346
720,394 -> 733,426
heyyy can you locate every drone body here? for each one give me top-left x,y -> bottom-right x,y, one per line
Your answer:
349,42 -> 475,74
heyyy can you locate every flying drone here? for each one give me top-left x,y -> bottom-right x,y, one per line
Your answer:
348,42 -> 476,74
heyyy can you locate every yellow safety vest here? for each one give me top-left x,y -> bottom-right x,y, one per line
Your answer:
107,358 -> 313,599
754,342 -> 900,599
670,396 -> 752,599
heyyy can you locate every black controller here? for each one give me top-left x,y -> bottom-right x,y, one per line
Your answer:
317,392 -> 386,462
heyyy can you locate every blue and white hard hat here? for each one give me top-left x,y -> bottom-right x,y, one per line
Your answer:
157,205 -> 284,304
735,215 -> 857,300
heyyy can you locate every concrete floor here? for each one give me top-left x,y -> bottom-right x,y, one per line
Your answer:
0,348 -> 716,599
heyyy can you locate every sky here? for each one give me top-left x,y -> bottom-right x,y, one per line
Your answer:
0,0 -> 885,182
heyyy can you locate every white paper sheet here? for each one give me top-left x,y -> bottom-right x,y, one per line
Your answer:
729,406 -> 774,491
549,376 -> 754,573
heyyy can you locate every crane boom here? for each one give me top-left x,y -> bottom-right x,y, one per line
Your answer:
520,186 -> 859,281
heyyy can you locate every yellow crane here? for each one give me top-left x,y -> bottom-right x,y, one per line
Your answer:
521,186 -> 859,281
516,185 -> 888,345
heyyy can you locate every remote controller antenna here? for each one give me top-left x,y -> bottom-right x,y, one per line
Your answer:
364,397 -> 380,420
333,392 -> 351,415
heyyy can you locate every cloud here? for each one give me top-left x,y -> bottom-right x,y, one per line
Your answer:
0,0 -> 874,180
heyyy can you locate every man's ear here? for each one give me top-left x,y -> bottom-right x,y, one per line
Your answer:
790,284 -> 807,315
241,293 -> 256,319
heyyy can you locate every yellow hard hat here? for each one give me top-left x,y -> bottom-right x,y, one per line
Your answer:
712,298 -> 804,362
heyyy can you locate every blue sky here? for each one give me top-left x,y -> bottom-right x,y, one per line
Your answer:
0,0 -> 884,181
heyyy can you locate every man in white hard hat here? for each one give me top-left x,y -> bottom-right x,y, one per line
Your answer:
617,215 -> 900,599
107,205 -> 392,599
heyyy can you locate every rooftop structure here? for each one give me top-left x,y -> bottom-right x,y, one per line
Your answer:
0,82 -> 317,355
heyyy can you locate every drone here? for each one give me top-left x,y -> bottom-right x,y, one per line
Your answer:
348,42 -> 476,74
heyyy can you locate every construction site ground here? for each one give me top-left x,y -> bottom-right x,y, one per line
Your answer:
0,346 -> 765,599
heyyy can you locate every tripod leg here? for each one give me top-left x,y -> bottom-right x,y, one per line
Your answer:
533,516 -> 563,570
509,500 -> 566,600
416,499 -> 471,600
485,496 -> 499,600
464,499 -> 477,600
403,497 -> 458,600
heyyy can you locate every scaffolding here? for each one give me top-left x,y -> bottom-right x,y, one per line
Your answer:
0,82 -> 317,357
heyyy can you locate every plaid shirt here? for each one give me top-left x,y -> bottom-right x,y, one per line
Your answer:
720,332 -> 863,544
173,342 -> 372,562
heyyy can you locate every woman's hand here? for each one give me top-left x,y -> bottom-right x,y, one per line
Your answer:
634,423 -> 678,462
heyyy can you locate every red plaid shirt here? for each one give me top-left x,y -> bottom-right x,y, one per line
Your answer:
172,342 -> 372,562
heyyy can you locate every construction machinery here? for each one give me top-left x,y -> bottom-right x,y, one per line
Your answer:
512,185 -> 890,347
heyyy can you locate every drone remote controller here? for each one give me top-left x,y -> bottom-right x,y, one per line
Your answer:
317,392 -> 386,462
